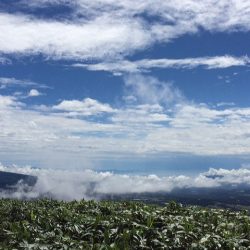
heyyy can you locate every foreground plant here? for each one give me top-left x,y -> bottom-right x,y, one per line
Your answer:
0,199 -> 249,249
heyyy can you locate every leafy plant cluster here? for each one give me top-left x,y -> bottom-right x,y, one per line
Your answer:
0,199 -> 250,249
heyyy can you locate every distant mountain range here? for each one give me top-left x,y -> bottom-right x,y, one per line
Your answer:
101,185 -> 250,211
0,171 -> 37,190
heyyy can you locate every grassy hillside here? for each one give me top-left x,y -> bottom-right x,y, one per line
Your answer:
0,199 -> 249,249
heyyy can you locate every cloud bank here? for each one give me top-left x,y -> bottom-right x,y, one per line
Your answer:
1,74 -> 250,168
0,163 -> 250,201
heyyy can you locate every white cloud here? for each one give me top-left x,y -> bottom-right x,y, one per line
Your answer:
124,74 -> 184,105
141,104 -> 250,155
21,0 -> 250,33
0,77 -> 47,89
0,95 -> 21,109
2,1 -> 250,170
2,72 -> 250,167
0,13 -> 152,60
1,92 -> 250,161
73,56 -> 250,74
216,102 -> 235,107
1,1 -> 250,60
0,96 -> 121,168
1,163 -> 250,200
111,104 -> 170,124
28,89 -> 42,97
53,98 -> 115,116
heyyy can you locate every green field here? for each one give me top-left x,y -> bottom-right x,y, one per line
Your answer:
0,199 -> 250,249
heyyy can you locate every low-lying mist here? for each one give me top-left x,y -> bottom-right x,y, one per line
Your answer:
1,163 -> 250,201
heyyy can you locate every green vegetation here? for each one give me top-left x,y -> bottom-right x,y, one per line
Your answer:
0,199 -> 250,249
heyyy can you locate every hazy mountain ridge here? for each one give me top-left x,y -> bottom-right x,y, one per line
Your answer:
0,171 -> 37,190
1,170 -> 250,211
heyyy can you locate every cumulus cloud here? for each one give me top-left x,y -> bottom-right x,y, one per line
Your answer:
73,56 -> 250,74
0,94 -> 131,168
2,1 -> 250,179
53,98 -> 116,116
28,89 -> 42,97
0,95 -> 23,109
0,163 -> 250,200
2,80 -> 250,167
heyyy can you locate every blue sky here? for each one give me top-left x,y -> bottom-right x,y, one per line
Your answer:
1,0 -> 250,174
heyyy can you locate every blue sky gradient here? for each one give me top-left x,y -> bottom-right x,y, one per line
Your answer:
1,1 -> 250,174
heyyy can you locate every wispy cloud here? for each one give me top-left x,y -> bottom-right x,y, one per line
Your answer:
1,1 -> 250,61
0,13 -> 151,60
124,74 -> 184,105
0,77 -> 47,89
216,102 -> 235,108
73,56 -> 250,74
